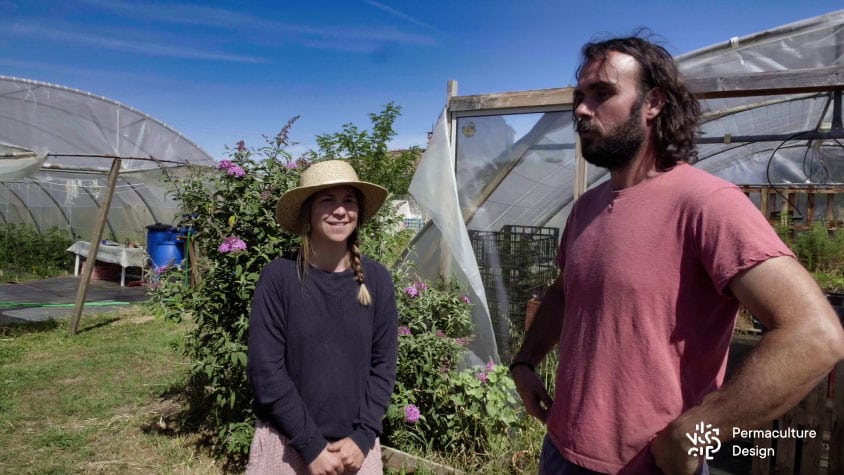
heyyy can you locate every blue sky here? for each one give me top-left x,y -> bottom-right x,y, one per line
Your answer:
1,1 -> 842,161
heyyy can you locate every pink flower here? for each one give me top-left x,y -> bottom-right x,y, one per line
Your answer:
398,325 -> 412,336
226,165 -> 246,177
477,371 -> 488,384
284,161 -> 299,169
404,404 -> 420,424
455,337 -> 468,347
218,160 -> 233,170
260,190 -> 271,201
404,286 -> 418,297
435,330 -> 445,338
460,295 -> 471,304
485,360 -> 495,372
236,140 -> 246,152
218,236 -> 247,254
414,280 -> 428,291
154,265 -> 171,275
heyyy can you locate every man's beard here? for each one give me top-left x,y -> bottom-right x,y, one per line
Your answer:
578,99 -> 645,171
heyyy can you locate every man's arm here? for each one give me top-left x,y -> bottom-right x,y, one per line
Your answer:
510,272 -> 565,421
652,256 -> 844,474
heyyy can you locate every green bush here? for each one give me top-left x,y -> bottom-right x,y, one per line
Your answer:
149,108 -> 418,465
150,105 -> 526,469
150,121 -> 301,462
383,276 -> 528,460
777,221 -> 844,291
0,224 -> 74,281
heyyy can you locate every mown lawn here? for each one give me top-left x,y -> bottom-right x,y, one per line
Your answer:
0,304 -> 552,474
0,307 -> 221,474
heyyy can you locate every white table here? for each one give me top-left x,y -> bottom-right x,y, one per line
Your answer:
67,241 -> 148,287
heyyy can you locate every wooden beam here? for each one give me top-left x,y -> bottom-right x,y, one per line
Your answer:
687,65 -> 844,99
449,87 -> 574,113
69,158 -> 122,335
447,66 -> 844,114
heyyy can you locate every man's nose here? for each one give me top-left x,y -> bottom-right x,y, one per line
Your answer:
574,101 -> 592,120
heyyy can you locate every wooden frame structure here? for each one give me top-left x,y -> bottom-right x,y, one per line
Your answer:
444,65 -> 844,474
741,184 -> 844,230
446,65 -> 844,194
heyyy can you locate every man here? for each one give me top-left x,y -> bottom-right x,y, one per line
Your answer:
509,34 -> 844,474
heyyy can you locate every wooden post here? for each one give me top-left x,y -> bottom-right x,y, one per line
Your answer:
442,80 -> 458,278
69,158 -> 122,335
446,79 -> 458,142
780,192 -> 792,227
574,137 -> 587,200
799,377 -> 827,473
760,186 -> 769,222
751,433 -> 772,474
777,409 -> 798,473
827,193 -> 836,225
447,79 -> 458,102
807,192 -> 816,227
830,362 -> 844,474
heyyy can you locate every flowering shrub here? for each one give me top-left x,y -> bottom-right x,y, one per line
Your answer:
149,107 -> 421,464
149,118 -> 305,458
383,275 -> 527,459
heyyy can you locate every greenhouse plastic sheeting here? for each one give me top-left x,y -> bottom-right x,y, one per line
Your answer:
408,9 -> 844,360
0,76 -> 216,242
409,108 -> 497,362
681,10 -> 844,186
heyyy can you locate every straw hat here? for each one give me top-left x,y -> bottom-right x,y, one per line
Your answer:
275,160 -> 388,234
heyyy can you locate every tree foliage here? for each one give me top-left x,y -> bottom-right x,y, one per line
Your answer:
312,102 -> 420,197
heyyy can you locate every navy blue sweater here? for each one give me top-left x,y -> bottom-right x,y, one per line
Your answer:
247,255 -> 398,464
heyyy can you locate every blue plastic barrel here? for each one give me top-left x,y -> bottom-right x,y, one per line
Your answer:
146,223 -> 183,268
146,223 -> 174,251
150,241 -> 184,269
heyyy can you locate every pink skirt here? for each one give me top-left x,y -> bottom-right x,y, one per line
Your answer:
246,420 -> 383,474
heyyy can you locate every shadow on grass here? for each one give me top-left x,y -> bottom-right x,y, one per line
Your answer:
0,315 -> 124,337
141,378 -> 248,474
74,317 -> 120,334
0,318 -> 61,337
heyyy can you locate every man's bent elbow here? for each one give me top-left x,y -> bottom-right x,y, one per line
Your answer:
810,312 -> 844,369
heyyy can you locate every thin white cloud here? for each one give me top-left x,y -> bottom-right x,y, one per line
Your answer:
77,0 -> 324,34
0,58 -> 193,87
364,0 -> 435,30
0,59 -> 102,79
321,26 -> 436,46
9,22 -> 268,63
77,0 -> 437,48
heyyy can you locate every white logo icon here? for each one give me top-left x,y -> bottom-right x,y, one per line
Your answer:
685,421 -> 721,460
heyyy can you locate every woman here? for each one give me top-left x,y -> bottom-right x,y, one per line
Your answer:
246,160 -> 398,475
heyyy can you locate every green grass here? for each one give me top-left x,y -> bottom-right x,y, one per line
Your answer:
0,308 -> 220,474
0,306 -> 551,474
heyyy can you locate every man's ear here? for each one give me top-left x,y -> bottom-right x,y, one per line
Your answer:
645,88 -> 666,120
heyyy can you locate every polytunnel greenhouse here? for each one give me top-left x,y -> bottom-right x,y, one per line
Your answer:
0,76 -> 216,244
407,9 -> 844,362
